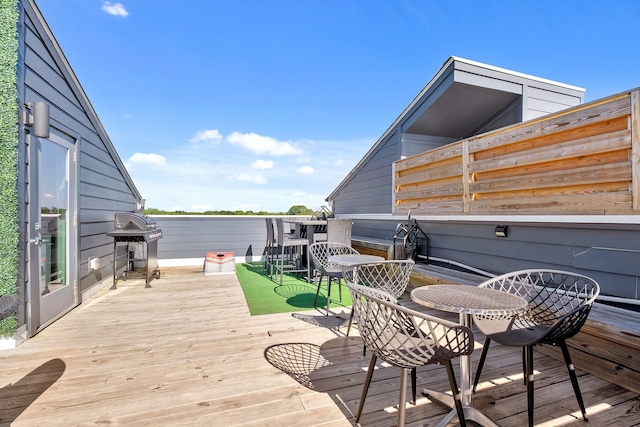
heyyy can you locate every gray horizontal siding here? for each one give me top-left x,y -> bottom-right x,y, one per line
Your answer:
350,216 -> 639,302
402,134 -> 456,158
524,85 -> 582,120
333,133 -> 400,215
22,5 -> 139,298
152,216 -> 292,262
416,219 -> 640,301
151,214 -> 640,303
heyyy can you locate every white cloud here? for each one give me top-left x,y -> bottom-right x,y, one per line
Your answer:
236,173 -> 267,184
190,129 -> 223,145
101,2 -> 128,17
251,159 -> 274,169
296,165 -> 314,174
227,132 -> 303,156
292,191 -> 306,197
126,153 -> 166,167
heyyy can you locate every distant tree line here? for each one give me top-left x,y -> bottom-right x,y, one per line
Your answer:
143,205 -> 315,216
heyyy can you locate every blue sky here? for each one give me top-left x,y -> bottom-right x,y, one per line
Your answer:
36,0 -> 640,213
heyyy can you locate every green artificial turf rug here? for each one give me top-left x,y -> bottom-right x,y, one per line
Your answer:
236,262 -> 352,315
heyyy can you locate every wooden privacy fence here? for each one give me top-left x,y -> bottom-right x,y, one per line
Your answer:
393,89 -> 640,215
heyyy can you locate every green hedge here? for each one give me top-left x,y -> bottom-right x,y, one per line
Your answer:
0,0 -> 19,336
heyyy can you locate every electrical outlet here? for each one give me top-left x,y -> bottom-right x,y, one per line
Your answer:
88,257 -> 100,271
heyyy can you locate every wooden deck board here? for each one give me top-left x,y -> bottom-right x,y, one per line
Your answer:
0,267 -> 638,426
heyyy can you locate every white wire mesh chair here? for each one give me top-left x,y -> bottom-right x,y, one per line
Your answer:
271,218 -> 309,285
308,242 -> 359,315
472,269 -> 600,427
343,259 -> 415,336
348,283 -> 473,427
343,259 -> 417,401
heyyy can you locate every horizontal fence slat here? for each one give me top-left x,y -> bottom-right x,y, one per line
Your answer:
395,163 -> 463,186
470,162 -> 632,194
396,184 -> 464,202
395,142 -> 463,171
469,192 -> 632,214
471,115 -> 630,160
395,200 -> 465,215
470,129 -> 632,174
475,149 -> 630,182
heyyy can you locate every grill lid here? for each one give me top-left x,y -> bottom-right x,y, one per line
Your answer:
114,212 -> 157,231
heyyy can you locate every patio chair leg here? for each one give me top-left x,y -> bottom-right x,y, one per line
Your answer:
522,346 -> 527,385
560,340 -> 588,421
356,354 -> 377,423
398,367 -> 408,427
313,274 -> 324,306
325,277 -> 332,315
472,336 -> 491,392
346,308 -> 354,336
411,367 -> 417,405
444,359 -> 467,427
525,345 -> 535,427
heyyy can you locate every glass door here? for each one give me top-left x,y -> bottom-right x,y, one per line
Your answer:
29,129 -> 77,332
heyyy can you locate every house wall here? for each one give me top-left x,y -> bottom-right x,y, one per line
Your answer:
401,134 -> 456,158
150,213 -> 640,304
19,1 -> 140,307
349,215 -> 640,304
525,85 -> 581,119
332,131 -> 401,215
151,216 -> 309,266
420,218 -> 640,301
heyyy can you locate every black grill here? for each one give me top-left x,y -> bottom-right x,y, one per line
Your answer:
109,213 -> 162,241
107,213 -> 163,288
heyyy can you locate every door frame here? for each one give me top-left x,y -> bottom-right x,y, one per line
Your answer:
27,126 -> 78,335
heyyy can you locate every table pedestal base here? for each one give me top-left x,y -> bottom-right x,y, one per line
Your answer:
422,389 -> 499,427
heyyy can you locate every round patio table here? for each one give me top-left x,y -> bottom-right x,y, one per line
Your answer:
411,284 -> 527,427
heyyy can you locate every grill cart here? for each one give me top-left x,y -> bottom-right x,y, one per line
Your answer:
107,213 -> 163,289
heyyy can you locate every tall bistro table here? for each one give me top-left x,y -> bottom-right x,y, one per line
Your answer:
411,284 -> 528,427
284,219 -> 327,245
285,220 -> 328,280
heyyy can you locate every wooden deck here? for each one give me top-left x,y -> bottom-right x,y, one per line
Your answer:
1,267 -> 638,426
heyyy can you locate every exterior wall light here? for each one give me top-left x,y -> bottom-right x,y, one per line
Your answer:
495,225 -> 508,238
23,102 -> 50,138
